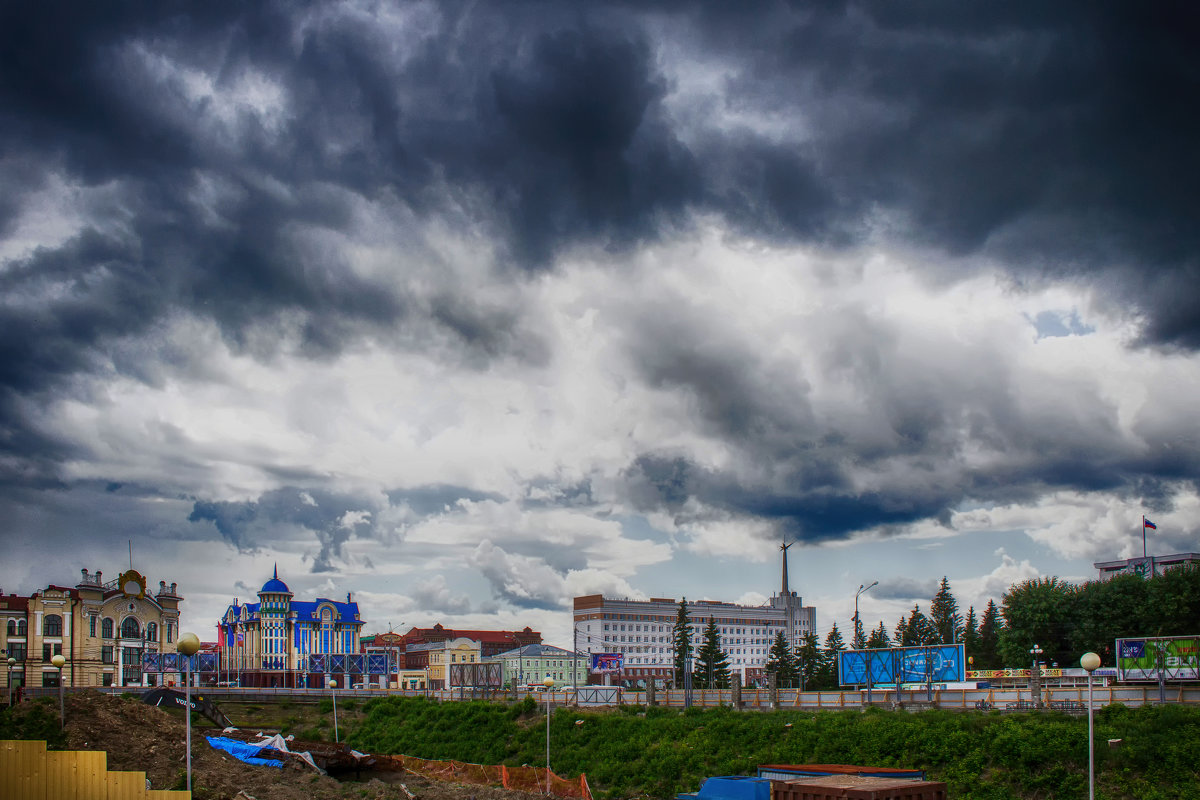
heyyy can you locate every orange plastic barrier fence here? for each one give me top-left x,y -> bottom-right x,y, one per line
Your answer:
376,753 -> 591,800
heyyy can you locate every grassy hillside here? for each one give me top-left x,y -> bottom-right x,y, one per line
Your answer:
347,697 -> 1200,800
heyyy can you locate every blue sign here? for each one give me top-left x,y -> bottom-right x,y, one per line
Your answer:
1120,640 -> 1145,659
838,644 -> 965,686
367,654 -> 388,674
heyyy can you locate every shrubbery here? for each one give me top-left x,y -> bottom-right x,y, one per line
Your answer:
346,698 -> 1200,799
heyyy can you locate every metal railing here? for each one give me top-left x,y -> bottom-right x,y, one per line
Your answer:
16,683 -> 1200,709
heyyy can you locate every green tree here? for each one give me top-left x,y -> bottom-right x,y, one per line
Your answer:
865,621 -> 890,649
929,576 -> 963,644
893,614 -> 908,646
977,599 -> 1001,669
814,623 -> 845,689
902,604 -> 937,646
671,598 -> 693,687
692,618 -> 730,688
962,606 -> 980,663
999,577 -> 1076,667
764,631 -> 798,687
796,631 -> 820,691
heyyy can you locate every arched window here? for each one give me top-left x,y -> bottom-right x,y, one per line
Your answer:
102,618 -> 114,638
43,615 -> 62,637
146,622 -> 158,642
5,620 -> 13,636
121,617 -> 141,639
17,620 -> 26,636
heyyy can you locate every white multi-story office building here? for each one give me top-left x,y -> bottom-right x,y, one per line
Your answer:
572,543 -> 816,685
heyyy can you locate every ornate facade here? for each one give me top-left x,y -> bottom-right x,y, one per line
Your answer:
1,568 -> 182,690
217,567 -> 364,688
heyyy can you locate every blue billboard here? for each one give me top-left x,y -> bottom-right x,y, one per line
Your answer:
838,644 -> 965,686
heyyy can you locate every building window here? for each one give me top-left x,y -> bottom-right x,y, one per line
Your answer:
17,620 -> 26,636
146,622 -> 158,642
102,673 -> 113,687
42,672 -> 60,688
166,623 -> 174,643
43,615 -> 62,637
121,617 -> 141,639
8,643 -> 26,661
90,616 -> 97,637
5,620 -> 13,636
102,618 -> 114,639
102,645 -> 115,664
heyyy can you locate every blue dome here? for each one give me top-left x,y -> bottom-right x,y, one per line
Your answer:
259,565 -> 291,595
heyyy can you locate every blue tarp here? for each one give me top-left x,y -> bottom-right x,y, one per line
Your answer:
677,776 -> 772,800
205,736 -> 283,768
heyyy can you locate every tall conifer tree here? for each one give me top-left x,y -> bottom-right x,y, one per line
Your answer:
866,621 -> 891,649
978,599 -> 1001,669
693,618 -> 731,688
930,576 -> 963,644
962,606 -> 980,662
765,631 -> 798,687
796,631 -> 821,691
671,598 -> 693,686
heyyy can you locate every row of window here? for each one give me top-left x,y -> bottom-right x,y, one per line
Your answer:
5,616 -> 172,642
3,642 -> 125,664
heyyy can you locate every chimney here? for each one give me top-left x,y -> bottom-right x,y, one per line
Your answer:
347,592 -> 352,603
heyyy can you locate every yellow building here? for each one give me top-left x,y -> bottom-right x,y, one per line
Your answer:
1,568 -> 183,690
413,637 -> 482,689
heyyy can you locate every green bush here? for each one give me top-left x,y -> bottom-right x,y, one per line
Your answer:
345,699 -> 1200,800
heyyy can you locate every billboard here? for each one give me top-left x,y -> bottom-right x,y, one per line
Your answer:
838,644 -> 965,686
1116,636 -> 1200,682
591,653 -> 624,673
449,661 -> 504,687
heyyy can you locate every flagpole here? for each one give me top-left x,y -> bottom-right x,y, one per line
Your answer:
1142,515 -> 1147,559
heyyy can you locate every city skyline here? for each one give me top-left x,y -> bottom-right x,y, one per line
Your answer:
2,3 -> 1198,655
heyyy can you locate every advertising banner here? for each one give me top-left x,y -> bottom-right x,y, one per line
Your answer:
449,661 -> 504,687
1116,636 -> 1200,682
591,653 -> 624,673
838,644 -> 965,686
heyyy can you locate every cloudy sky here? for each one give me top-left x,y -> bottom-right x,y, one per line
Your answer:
2,1 -> 1198,650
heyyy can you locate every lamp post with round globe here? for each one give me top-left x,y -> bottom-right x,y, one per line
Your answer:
330,678 -> 339,742
1081,652 -> 1101,800
543,673 -> 555,793
6,656 -> 15,707
176,632 -> 201,793
50,654 -> 66,727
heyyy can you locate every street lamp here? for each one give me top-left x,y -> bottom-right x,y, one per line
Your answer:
543,673 -> 554,794
176,632 -> 201,794
854,581 -> 878,706
1081,652 -> 1101,800
6,656 -> 15,707
50,654 -> 66,728
329,678 -> 339,743
853,581 -> 878,650
1029,644 -> 1044,708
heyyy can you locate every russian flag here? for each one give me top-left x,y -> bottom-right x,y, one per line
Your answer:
1144,518 -> 1157,530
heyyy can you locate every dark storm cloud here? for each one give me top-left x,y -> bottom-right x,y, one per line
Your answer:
2,0 -> 1198,546
619,290 -> 1199,542
188,487 -> 383,571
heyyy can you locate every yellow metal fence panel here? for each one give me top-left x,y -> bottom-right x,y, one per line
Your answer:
0,741 -> 190,800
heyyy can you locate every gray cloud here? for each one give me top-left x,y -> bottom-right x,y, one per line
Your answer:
872,578 -> 940,602
1,1 -> 1198,611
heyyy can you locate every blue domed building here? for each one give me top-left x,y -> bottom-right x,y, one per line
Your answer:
217,566 -> 364,688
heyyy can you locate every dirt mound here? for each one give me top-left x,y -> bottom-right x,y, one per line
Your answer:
35,691 -> 547,800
